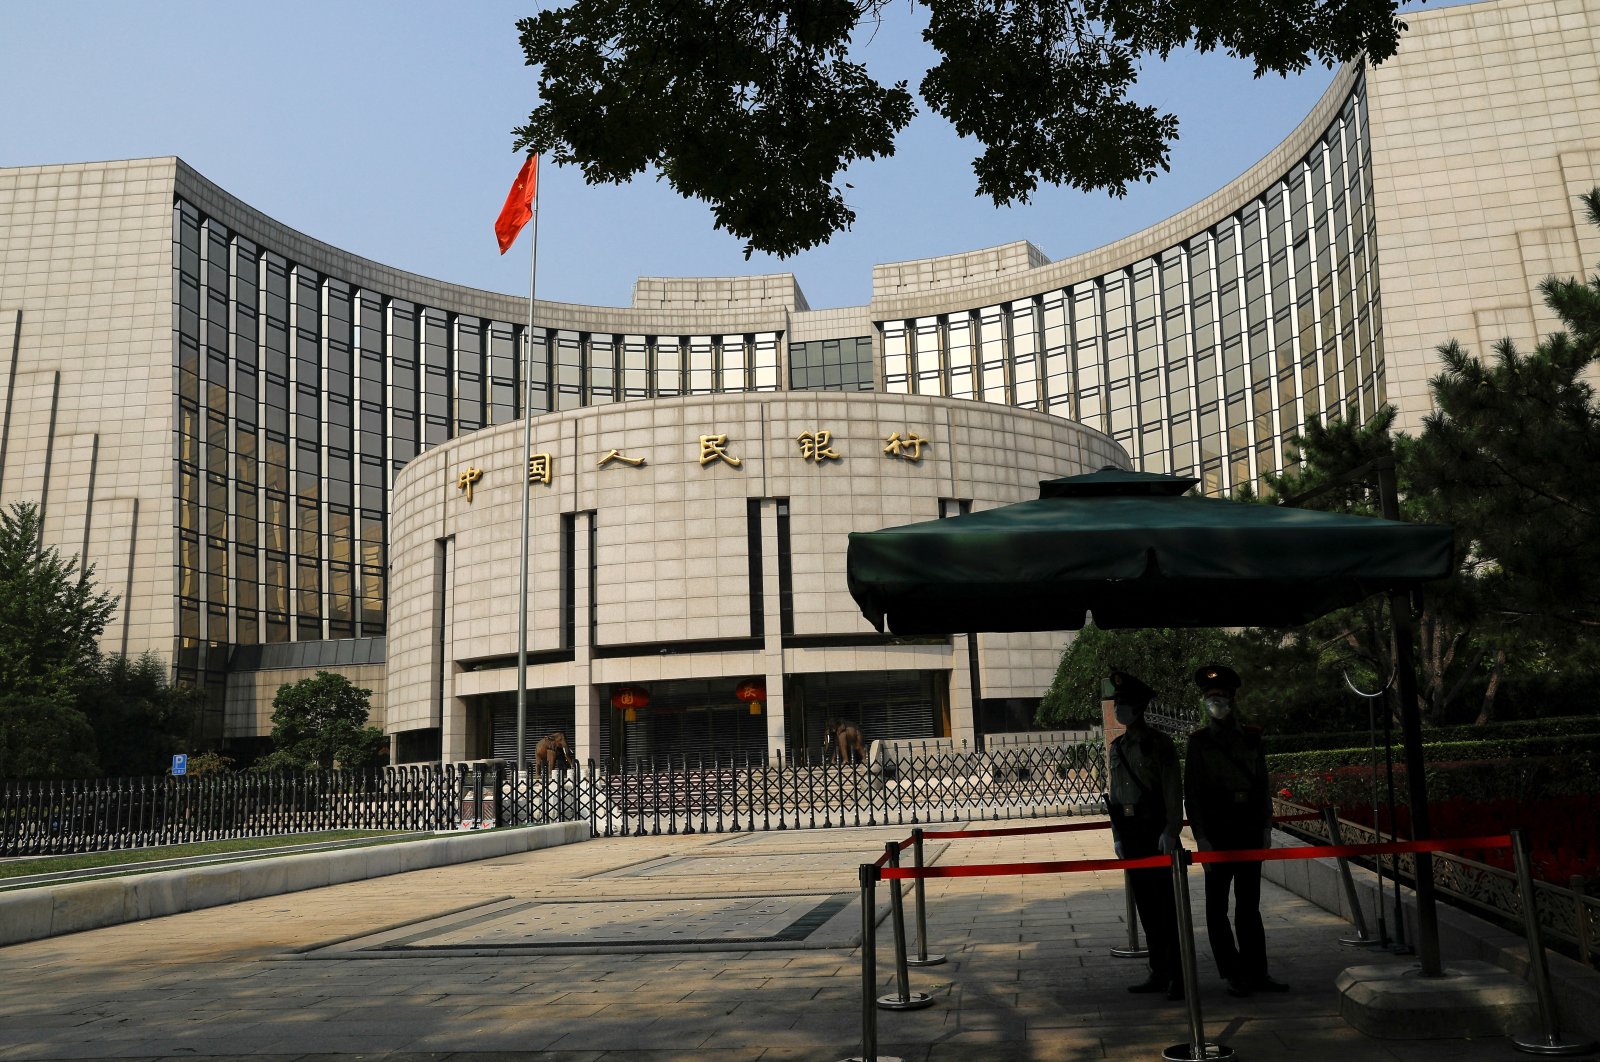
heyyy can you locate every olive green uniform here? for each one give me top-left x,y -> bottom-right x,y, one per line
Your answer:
1184,720 -> 1273,984
1108,727 -> 1183,988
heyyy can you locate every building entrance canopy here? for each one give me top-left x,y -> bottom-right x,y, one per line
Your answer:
845,468 -> 1454,634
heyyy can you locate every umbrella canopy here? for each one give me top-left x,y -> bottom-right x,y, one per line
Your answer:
847,468 -> 1454,634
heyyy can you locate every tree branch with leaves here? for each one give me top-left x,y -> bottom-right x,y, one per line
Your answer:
513,0 -> 1410,256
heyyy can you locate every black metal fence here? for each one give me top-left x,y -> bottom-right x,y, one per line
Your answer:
2,741 -> 1107,856
0,766 -> 463,856
1274,798 -> 1600,970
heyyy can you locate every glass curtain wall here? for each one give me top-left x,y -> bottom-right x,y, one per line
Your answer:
880,80 -> 1382,497
171,200 -> 783,692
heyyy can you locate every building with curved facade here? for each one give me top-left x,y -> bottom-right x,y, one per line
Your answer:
388,393 -> 1121,763
0,0 -> 1595,762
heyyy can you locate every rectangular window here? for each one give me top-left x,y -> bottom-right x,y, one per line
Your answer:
776,499 -> 793,636
720,335 -> 748,393
623,335 -> 651,398
746,498 -> 764,639
655,336 -> 683,396
688,336 -> 715,394
561,513 -> 577,648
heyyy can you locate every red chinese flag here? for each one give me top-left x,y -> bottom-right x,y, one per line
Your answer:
495,155 -> 539,254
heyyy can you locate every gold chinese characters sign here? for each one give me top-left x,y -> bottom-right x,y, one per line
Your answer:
699,434 -> 742,468
453,429 -> 932,496
884,432 -> 929,462
597,449 -> 646,469
456,466 -> 483,502
797,430 -> 840,464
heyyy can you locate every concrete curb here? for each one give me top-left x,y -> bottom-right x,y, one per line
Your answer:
1263,828 -> 1600,1043
0,822 -> 589,948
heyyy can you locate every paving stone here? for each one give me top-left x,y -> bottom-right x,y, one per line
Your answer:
0,818 -> 1548,1061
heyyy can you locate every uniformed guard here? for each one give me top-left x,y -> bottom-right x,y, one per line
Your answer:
1105,669 -> 1185,1000
1184,663 -> 1290,996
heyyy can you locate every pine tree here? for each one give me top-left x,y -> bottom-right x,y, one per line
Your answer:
1411,189 -> 1600,646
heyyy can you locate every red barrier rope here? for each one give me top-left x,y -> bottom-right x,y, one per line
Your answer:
881,853 -> 1171,879
920,821 -> 1111,840
919,810 -> 1323,842
1192,834 -> 1512,865
878,834 -> 1512,881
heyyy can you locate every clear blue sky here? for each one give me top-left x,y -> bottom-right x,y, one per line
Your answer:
0,1 -> 1460,311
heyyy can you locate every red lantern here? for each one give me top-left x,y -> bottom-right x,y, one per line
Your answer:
611,685 -> 650,722
735,679 -> 766,716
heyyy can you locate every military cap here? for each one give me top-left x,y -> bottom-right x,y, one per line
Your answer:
1194,664 -> 1242,692
1105,670 -> 1155,707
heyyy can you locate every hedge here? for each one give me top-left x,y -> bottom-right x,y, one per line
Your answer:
1271,753 -> 1600,808
1264,713 -> 1600,754
1266,732 -> 1600,775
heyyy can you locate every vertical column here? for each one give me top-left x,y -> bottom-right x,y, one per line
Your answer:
43,434 -> 97,564
948,634 -> 977,747
434,535 -> 467,762
757,497 -> 787,761
0,370 -> 58,509
0,310 -> 19,496
573,509 -> 597,760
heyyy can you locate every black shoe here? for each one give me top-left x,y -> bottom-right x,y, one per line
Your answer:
1249,975 -> 1290,993
1165,981 -> 1185,1001
1128,976 -> 1167,993
1225,975 -> 1253,998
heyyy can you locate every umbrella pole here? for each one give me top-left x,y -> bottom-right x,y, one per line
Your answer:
967,632 -> 985,752
1378,462 -> 1443,979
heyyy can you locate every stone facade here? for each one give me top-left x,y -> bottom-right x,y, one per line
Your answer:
1,0 -> 1595,762
387,393 -> 1121,762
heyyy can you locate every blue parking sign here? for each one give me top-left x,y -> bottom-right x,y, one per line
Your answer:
172,753 -> 188,776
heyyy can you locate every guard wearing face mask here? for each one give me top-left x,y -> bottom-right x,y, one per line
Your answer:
1184,664 -> 1289,997
1105,670 -> 1184,1000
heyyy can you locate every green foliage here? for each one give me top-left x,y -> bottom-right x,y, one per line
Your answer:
1268,713 -> 1600,754
1409,195 -> 1600,647
1273,755 -> 1598,808
256,671 -> 386,772
1035,624 -> 1233,727
0,502 -> 117,699
0,692 -> 100,779
1267,733 -> 1600,775
514,0 -> 1409,256
185,752 -> 236,777
76,653 -> 200,777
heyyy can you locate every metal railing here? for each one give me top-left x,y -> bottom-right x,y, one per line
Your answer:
1,766 -> 461,856
2,742 -> 1107,856
511,741 -> 1108,836
1274,798 -> 1600,969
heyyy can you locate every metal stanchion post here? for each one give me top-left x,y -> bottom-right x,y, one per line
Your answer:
1323,807 -> 1381,947
1111,870 -> 1149,958
1572,876 -> 1592,969
878,843 -> 936,1010
839,864 -> 906,1062
907,828 -> 946,967
1164,848 -> 1235,1062
1510,829 -> 1598,1056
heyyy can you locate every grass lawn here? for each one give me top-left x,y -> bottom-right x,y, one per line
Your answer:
0,830 -> 420,880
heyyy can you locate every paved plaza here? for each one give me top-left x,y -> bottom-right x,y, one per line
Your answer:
0,819 -> 1532,1060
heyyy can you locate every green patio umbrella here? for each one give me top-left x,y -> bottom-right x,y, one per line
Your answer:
848,464 -> 1457,977
847,467 -> 1454,635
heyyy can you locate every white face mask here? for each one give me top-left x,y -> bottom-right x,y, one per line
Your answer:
1114,704 -> 1140,727
1205,695 -> 1232,720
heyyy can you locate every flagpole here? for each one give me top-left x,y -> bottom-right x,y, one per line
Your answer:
515,162 -> 541,783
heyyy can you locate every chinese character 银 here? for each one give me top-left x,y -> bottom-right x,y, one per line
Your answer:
797,430 -> 840,463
